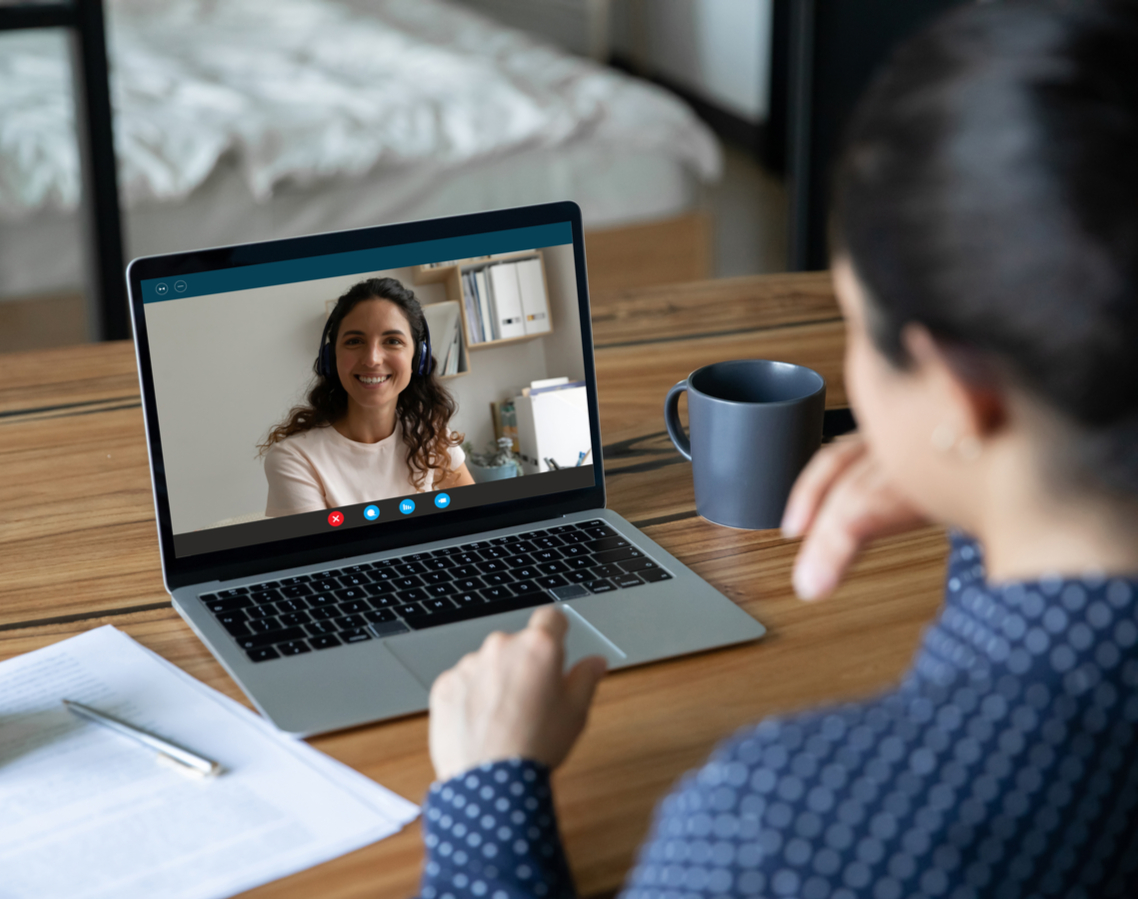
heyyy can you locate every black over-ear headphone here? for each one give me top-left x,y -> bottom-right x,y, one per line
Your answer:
317,307 -> 432,379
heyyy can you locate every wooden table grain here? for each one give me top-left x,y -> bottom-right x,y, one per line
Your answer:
0,271 -> 948,898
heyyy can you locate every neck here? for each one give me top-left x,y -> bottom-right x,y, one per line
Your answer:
334,400 -> 398,444
972,432 -> 1138,583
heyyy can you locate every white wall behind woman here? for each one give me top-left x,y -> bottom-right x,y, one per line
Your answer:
145,247 -> 583,533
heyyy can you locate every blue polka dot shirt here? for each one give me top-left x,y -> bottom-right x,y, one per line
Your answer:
421,534 -> 1138,898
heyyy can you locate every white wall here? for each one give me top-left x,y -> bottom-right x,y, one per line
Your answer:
613,0 -> 772,123
145,244 -> 584,533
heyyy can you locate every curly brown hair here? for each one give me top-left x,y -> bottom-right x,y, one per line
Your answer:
260,277 -> 461,490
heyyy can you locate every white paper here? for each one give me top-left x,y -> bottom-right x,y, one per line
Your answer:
0,626 -> 418,899
517,258 -> 551,336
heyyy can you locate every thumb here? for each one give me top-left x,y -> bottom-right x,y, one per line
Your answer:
564,654 -> 607,714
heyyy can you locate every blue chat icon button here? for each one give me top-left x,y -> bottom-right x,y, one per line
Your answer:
363,504 -> 380,521
399,498 -> 415,515
434,493 -> 451,509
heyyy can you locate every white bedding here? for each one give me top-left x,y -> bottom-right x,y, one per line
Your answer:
0,0 -> 719,220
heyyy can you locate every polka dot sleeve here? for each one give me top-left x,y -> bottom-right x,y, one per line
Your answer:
420,759 -> 577,899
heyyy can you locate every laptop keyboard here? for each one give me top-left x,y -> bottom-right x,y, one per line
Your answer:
197,520 -> 672,663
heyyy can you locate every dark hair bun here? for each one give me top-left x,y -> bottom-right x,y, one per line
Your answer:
836,0 -> 1138,495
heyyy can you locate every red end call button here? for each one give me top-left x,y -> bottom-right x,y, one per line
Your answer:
328,511 -> 344,527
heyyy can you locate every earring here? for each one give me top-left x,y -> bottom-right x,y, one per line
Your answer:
931,422 -> 956,453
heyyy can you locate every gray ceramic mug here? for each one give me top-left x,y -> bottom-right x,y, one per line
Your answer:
664,359 -> 826,529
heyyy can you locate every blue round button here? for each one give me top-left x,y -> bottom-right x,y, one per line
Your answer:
399,498 -> 415,515
434,493 -> 451,509
364,504 -> 380,521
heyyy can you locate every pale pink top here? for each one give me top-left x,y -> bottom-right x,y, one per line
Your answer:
263,423 -> 465,516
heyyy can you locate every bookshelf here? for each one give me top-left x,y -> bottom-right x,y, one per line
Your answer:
412,251 -> 553,361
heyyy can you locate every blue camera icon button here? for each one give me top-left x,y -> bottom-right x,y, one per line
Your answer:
434,493 -> 451,509
399,498 -> 415,515
363,504 -> 380,521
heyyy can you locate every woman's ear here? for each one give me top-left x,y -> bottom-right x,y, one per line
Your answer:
901,323 -> 1008,441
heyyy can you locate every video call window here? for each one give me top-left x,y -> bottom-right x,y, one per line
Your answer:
140,225 -> 595,557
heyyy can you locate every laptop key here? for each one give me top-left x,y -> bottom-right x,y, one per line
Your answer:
309,634 -> 342,650
423,597 -> 458,613
538,561 -> 568,574
641,569 -> 674,583
504,554 -> 535,567
278,641 -> 311,656
333,586 -> 368,603
249,589 -> 283,604
595,547 -> 644,565
510,580 -> 540,594
618,558 -> 659,573
276,597 -> 309,613
339,573 -> 372,588
512,566 -> 540,580
305,621 -> 338,636
453,552 -> 484,566
453,591 -> 484,605
215,587 -> 250,599
560,544 -> 590,557
395,588 -> 428,603
368,619 -> 411,638
565,570 -> 593,584
246,646 -> 280,663
393,576 -> 425,591
368,593 -> 399,608
364,608 -> 397,624
206,596 -> 253,613
280,584 -> 312,598
532,549 -> 564,563
424,570 -> 453,585
395,602 -> 428,619
278,611 -> 311,627
238,626 -> 307,649
310,579 -> 341,593
307,592 -> 340,608
338,599 -> 372,615
424,557 -> 451,571
425,583 -> 454,599
340,628 -> 372,643
481,546 -> 509,559
586,579 -> 616,593
615,574 -> 644,588
481,586 -> 515,602
450,564 -> 480,579
247,616 -> 280,633
453,577 -> 484,592
476,559 -> 508,574
309,605 -> 341,621
219,615 -> 250,637
335,614 -> 367,629
482,572 -> 512,586
395,562 -> 426,576
592,564 -> 622,579
536,574 -> 568,589
566,556 -> 594,570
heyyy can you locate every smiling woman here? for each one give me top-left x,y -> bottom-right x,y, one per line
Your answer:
259,277 -> 474,516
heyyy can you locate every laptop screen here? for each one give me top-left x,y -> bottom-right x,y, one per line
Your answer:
132,211 -> 599,565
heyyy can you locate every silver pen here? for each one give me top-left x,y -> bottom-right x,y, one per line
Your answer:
63,699 -> 224,778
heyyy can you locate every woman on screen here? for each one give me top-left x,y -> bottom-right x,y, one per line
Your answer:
261,277 -> 473,516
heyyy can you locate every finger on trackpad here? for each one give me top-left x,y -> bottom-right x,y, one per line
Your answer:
384,605 -> 625,690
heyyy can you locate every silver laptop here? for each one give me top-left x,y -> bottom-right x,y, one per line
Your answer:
127,202 -> 765,736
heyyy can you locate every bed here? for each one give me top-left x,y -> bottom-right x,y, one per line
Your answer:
0,0 -> 722,303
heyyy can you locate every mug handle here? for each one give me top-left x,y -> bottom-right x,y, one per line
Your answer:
664,380 -> 693,461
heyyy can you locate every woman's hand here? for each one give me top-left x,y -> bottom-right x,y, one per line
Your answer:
428,606 -> 608,783
781,434 -> 927,600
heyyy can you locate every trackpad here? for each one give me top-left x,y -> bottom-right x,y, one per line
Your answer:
385,605 -> 625,690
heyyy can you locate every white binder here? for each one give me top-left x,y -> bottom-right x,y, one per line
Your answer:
488,263 -> 527,340
514,384 -> 590,474
516,257 -> 551,335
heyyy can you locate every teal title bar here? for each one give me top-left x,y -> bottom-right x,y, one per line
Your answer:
141,222 -> 573,303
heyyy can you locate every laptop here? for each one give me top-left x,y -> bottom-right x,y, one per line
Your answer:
127,201 -> 766,736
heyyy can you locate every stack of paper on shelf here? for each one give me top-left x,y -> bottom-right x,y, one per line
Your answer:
0,626 -> 418,899
461,255 -> 550,344
422,300 -> 464,376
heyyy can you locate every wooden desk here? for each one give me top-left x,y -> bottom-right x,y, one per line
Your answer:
0,272 -> 947,898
